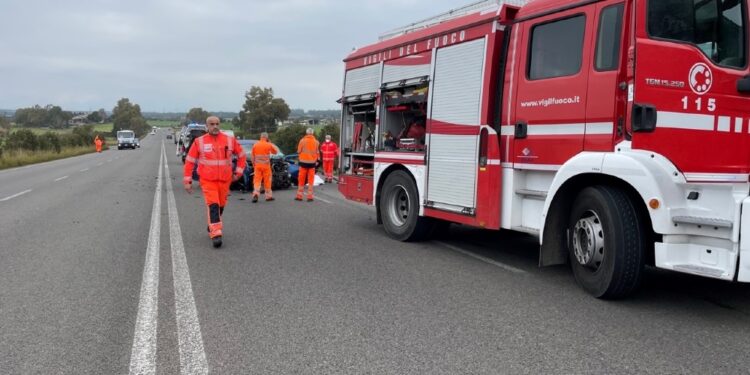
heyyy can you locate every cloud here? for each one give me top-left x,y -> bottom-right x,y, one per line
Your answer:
0,0 -> 471,112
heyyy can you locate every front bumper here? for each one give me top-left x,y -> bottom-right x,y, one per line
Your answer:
655,187 -> 750,283
738,197 -> 750,282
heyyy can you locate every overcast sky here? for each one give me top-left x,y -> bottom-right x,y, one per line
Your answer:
0,0 -> 472,113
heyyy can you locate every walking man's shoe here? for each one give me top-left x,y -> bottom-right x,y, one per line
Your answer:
212,236 -> 223,248
252,195 -> 258,203
266,197 -> 275,202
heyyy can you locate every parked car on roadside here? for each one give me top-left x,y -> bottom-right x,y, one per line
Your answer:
179,124 -> 207,163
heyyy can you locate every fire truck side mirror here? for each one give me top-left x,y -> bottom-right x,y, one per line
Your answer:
632,104 -> 657,133
737,76 -> 750,94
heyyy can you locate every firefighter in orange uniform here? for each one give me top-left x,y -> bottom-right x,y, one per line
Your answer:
94,135 -> 103,153
320,134 -> 339,183
250,132 -> 277,203
295,128 -> 320,201
183,116 -> 246,248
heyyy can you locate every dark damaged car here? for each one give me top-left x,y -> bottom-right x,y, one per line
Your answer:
230,139 -> 292,192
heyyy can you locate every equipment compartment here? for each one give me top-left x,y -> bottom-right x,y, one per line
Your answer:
379,84 -> 428,152
338,174 -> 374,204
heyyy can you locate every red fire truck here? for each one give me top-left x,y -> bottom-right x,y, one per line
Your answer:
337,0 -> 750,298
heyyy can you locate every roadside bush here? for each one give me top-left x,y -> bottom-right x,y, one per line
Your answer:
0,125 -> 106,169
71,125 -> 94,145
38,132 -> 62,153
5,126 -> 100,153
6,129 -> 38,151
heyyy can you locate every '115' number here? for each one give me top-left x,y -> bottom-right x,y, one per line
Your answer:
682,96 -> 716,112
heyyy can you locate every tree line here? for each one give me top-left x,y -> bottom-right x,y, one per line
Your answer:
14,105 -> 108,128
176,86 -> 339,154
2,85 -> 341,157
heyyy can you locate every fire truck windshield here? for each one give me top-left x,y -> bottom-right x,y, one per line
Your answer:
648,0 -> 746,68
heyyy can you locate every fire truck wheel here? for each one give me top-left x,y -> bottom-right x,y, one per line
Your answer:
380,170 -> 433,241
567,185 -> 645,299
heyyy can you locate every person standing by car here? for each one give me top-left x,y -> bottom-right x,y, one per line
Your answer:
250,132 -> 277,203
320,134 -> 339,183
295,128 -> 320,202
183,116 -> 245,248
94,135 -> 103,153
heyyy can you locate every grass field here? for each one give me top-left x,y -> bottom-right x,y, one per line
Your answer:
93,123 -> 113,133
10,127 -> 70,135
147,119 -> 181,128
10,123 -> 114,135
0,145 -> 101,170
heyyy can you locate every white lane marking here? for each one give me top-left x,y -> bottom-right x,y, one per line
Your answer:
435,241 -> 526,274
107,159 -> 112,162
79,168 -> 90,172
128,144 -> 163,375
96,162 -> 104,166
162,142 -> 209,374
316,197 -> 333,204
0,189 -> 32,202
54,175 -> 69,182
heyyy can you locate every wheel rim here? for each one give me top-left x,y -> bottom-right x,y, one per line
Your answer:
572,210 -> 605,271
386,184 -> 410,227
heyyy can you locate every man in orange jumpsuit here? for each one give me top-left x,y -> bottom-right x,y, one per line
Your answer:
250,132 -> 277,203
320,134 -> 339,183
183,116 -> 246,248
295,128 -> 320,201
94,135 -> 103,153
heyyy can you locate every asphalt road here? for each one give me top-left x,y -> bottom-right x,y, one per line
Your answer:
1,132 -> 749,374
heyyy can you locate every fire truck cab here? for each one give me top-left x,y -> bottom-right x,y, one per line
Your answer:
338,0 -> 750,298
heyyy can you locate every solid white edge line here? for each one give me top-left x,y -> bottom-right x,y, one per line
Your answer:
128,143 -> 163,375
0,189 -> 32,202
162,143 -> 209,374
80,168 -> 90,172
54,175 -> 69,182
435,241 -> 526,274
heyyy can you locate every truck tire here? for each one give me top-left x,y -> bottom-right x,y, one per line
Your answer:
567,186 -> 645,299
380,170 -> 433,241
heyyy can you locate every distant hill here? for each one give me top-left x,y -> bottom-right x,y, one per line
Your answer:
142,112 -> 184,120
